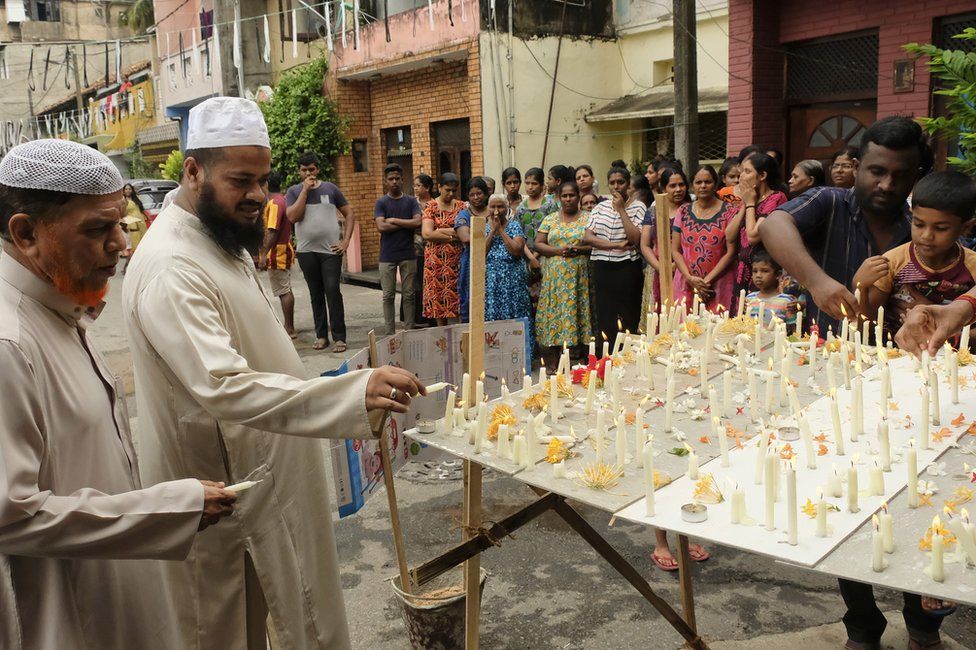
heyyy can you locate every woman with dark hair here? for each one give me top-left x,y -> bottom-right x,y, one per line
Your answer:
766,148 -> 785,171
454,177 -> 492,322
515,167 -> 558,321
121,183 -> 148,271
725,152 -> 789,308
546,164 -> 575,201
583,166 -> 646,336
788,159 -> 825,197
670,165 -> 739,312
639,167 -> 691,328
502,167 -> 523,210
421,173 -> 465,325
484,194 -> 531,326
575,164 -> 597,197
829,146 -> 859,188
717,157 -> 741,204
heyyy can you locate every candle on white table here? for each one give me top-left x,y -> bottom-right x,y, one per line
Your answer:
929,368 -> 941,426
787,459 -> 798,546
737,289 -> 746,317
474,403 -> 487,453
754,319 -> 762,356
525,415 -> 537,464
816,488 -> 828,537
497,424 -> 510,458
634,407 -> 646,467
442,389 -> 456,434
513,434 -> 527,468
538,360 -> 547,386
723,370 -> 733,418
755,425 -> 771,485
877,306 -> 885,345
878,415 -> 891,471
787,383 -> 801,416
840,343 -> 852,389
880,503 -> 895,554
795,307 -> 803,337
643,439 -> 656,517
853,330 -> 863,368
907,440 -> 919,508
774,324 -> 784,363
871,515 -> 885,572
730,482 -> 744,524
715,416 -> 729,467
780,347 -> 792,407
500,378 -> 510,403
851,376 -> 863,441
808,331 -> 817,360
763,359 -> 775,417
847,457 -> 860,513
861,317 -> 870,348
749,370 -> 760,423
797,411 -> 817,469
951,509 -> 976,566
950,349 -> 960,405
584,370 -> 597,414
588,338 -> 596,359
553,461 -> 567,478
868,458 -> 885,496
920,349 -> 930,374
523,373 -> 533,393
920,377 -> 931,450
764,450 -> 777,531
595,410 -> 606,465
930,516 -> 945,583
880,366 -> 891,418
601,337 -> 609,359
840,311 -> 849,344
549,373 -> 560,420
686,443 -> 699,480
453,407 -> 466,432
827,353 -> 838,393
830,389 -> 846,456
962,324 -> 972,351
460,372 -> 471,420
828,464 -> 844,498
614,414 -> 627,469
475,375 -> 485,412
737,337 -> 749,383
664,369 -> 675,432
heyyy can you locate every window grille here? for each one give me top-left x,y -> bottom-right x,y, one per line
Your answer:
786,32 -> 878,102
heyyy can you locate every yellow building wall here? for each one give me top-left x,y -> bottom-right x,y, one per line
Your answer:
91,79 -> 159,154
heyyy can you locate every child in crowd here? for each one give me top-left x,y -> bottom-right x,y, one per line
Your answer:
745,248 -> 804,326
854,170 -> 976,331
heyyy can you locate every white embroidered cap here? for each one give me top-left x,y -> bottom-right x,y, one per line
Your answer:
0,139 -> 123,195
186,96 -> 271,150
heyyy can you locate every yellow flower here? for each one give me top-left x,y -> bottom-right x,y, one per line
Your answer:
575,463 -> 623,490
801,498 -> 817,519
719,315 -> 759,337
958,348 -> 974,366
681,321 -> 703,338
692,474 -> 724,504
522,391 -> 549,412
545,438 -> 569,464
486,404 -> 518,441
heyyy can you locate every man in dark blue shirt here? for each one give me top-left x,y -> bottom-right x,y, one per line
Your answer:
374,163 -> 422,335
762,116 -> 953,650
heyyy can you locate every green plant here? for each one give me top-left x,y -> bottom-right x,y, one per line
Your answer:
904,29 -> 976,176
160,149 -> 183,181
126,145 -> 156,178
119,0 -> 155,33
260,56 -> 350,186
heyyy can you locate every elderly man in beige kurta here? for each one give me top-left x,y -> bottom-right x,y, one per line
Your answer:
0,139 -> 232,649
123,97 -> 422,648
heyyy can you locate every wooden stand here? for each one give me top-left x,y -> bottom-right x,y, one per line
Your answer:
654,193 -> 675,307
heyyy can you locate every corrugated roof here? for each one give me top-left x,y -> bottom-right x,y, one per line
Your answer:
585,86 -> 728,123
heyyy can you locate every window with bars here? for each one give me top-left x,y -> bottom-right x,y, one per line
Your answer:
786,31 -> 878,103
642,111 -> 728,165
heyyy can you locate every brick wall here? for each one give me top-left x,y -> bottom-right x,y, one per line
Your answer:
728,0 -> 975,154
332,40 -> 483,269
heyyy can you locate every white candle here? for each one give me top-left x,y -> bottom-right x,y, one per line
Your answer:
523,373 -> 533,392
664,369 -> 675,432
841,343 -> 852,389
880,503 -> 894,554
862,317 -> 870,348
851,376 -> 863,441
877,306 -> 885,345
643,439 -> 655,517
553,460 -> 567,478
513,434 -> 527,468
840,314 -> 849,345
687,445 -> 699,480
497,424 -> 510,459
780,348 -> 791,407
795,307 -> 803,337
754,320 -> 762,356
649,313 -> 659,338
950,509 -> 976,566
774,325 -> 784,363
853,330 -> 863,368
501,379 -> 510,403
737,289 -> 746,317
525,415 -> 537,464
950,350 -> 960,405
634,408 -> 645,467
755,425 -> 771,485
453,407 -> 466,432
715,416 -> 729,467
847,458 -> 860,513
595,409 -> 606,465
763,360 -> 775,417
538,362 -> 547,386
963,324 -> 971,351
474,403 -> 487,453
615,416 -> 627,468
549,373 -> 560,420
798,411 -> 817,470
907,441 -> 919,508
929,368 -> 941,426
920,378 -> 931,450
787,460 -> 798,545
827,353 -> 838,393
442,389 -> 456,434
225,479 -> 260,493
699,355 -> 708,396
930,516 -> 945,582
828,464 -> 843,498
808,331 -> 817,360
764,451 -> 776,531
869,458 -> 885,496
830,390 -> 845,456
880,366 -> 890,418
475,377 -> 484,412
588,338 -> 596,359
730,483 -> 744,524
460,372 -> 471,420
557,345 -> 570,378
871,515 -> 885,572
878,416 -> 891,471
723,370 -> 732,418
584,370 -> 597,414
787,383 -> 801,416
816,488 -> 828,537
749,370 -> 760,423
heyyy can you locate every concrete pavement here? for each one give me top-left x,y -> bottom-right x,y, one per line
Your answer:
88,267 -> 976,649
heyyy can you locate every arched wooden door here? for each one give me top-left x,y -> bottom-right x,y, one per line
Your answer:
788,102 -> 876,169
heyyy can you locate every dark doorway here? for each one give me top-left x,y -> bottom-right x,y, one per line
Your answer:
432,118 -> 471,198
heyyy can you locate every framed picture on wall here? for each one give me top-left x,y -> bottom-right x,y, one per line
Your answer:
893,59 -> 915,94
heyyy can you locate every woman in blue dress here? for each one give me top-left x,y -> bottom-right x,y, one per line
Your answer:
483,194 -> 531,324
454,177 -> 490,322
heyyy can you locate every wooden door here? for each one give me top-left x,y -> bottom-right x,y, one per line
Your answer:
788,102 -> 876,169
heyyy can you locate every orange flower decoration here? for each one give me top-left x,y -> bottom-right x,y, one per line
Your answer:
817,444 -> 829,456
952,413 -> 966,427
931,427 -> 951,443
919,493 -> 934,507
967,421 -> 976,436
624,411 -> 637,425
688,367 -> 699,376
813,432 -> 828,443
699,435 -> 711,444
889,400 -> 899,411
779,443 -> 796,460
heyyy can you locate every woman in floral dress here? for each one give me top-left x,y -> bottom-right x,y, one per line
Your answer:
454,177 -> 491,322
515,167 -> 558,316
670,165 -> 739,312
420,173 -> 464,324
535,181 -> 591,367
484,194 -> 531,326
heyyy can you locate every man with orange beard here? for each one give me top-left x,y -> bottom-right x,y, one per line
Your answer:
0,139 -> 237,649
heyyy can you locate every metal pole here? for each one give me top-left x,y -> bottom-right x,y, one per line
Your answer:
672,0 -> 699,171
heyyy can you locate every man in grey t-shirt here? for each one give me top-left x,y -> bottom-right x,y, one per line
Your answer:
286,152 -> 354,352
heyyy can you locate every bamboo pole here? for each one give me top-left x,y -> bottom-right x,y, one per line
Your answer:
368,330 -> 412,595
654,193 -> 675,308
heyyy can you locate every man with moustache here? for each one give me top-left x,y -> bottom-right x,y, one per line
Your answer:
0,139 -> 236,648
122,97 -> 425,649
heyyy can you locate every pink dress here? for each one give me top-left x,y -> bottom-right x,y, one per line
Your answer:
733,191 -> 788,311
671,200 -> 739,313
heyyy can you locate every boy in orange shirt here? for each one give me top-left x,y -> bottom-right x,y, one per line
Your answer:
854,170 -> 976,334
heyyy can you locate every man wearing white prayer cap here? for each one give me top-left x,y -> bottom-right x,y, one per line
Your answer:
0,139 -> 237,649
123,97 -> 424,648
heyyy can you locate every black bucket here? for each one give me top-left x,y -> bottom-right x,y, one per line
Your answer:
391,567 -> 488,650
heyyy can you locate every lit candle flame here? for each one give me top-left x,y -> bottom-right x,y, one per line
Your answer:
872,514 -> 879,529
617,318 -> 623,332
882,502 -> 888,514
601,331 -> 608,342
943,506 -> 953,519
817,487 -> 824,499
933,515 -> 942,530
963,508 -> 970,524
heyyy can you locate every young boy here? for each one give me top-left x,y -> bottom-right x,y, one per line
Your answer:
854,170 -> 976,329
745,248 -> 804,326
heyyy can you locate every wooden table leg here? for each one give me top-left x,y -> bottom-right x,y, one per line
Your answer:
676,534 -> 698,635
463,460 -> 483,649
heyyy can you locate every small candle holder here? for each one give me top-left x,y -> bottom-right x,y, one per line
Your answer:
681,503 -> 708,523
778,426 -> 800,442
417,418 -> 436,434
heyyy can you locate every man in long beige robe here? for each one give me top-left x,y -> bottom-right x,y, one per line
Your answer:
123,97 -> 423,648
0,139 -> 236,649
